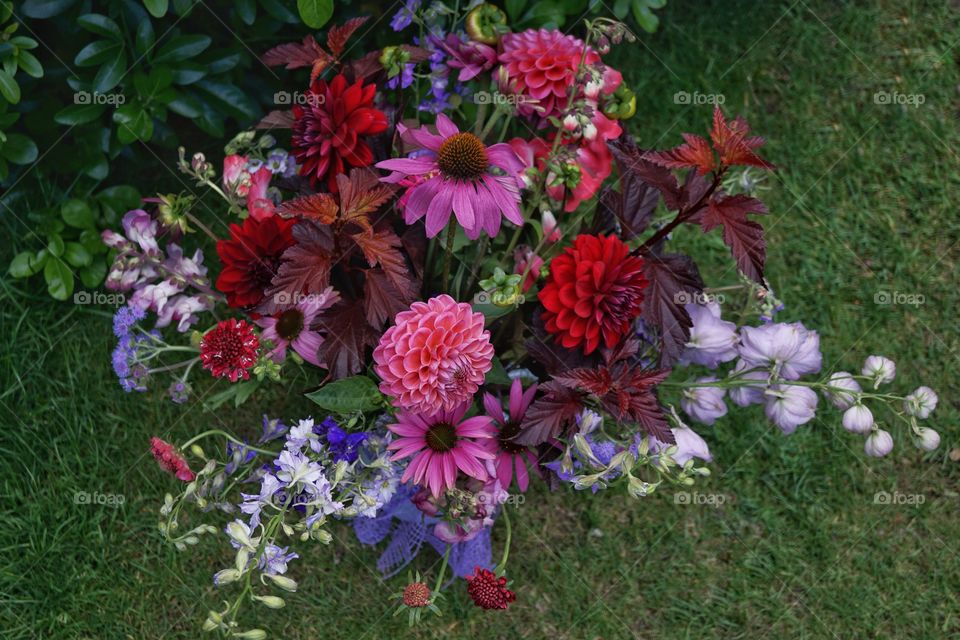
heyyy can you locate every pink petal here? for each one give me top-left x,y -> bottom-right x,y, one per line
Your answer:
427,460 -> 444,497
515,455 -> 529,491
442,453 -> 457,490
487,143 -> 524,175
376,157 -> 439,175
425,180 -> 455,237
495,453 -> 513,488
435,113 -> 460,138
452,448 -> 487,480
451,181 -> 476,230
457,439 -> 496,460
291,330 -> 323,366
508,378 -> 523,419
456,415 -> 494,438
482,393 -> 505,424
405,176 -> 442,223
483,174 -> 523,226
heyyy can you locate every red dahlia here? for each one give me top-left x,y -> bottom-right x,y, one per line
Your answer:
215,215 -> 295,308
291,73 -> 389,192
200,318 -> 260,382
538,234 -> 648,355
466,567 -> 516,610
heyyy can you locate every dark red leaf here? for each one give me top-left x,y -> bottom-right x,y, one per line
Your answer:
515,381 -> 585,446
363,269 -> 408,327
553,368 -> 613,396
327,17 -> 369,58
645,133 -> 716,176
351,229 -> 415,298
335,169 -> 396,233
400,225 -> 427,280
701,194 -> 768,282
277,193 -> 338,223
640,252 -> 705,365
608,136 -> 682,210
316,300 -> 379,379
259,221 -> 334,314
709,107 -> 775,170
262,35 -> 331,71
256,110 -> 295,130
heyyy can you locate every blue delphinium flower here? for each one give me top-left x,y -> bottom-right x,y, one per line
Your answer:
390,0 -> 420,31
260,544 -> 299,575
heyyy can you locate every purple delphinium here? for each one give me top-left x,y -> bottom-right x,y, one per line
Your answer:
680,377 -> 728,426
738,321 -> 822,380
260,544 -> 299,575
390,0 -> 420,31
259,415 -> 288,443
386,63 -> 415,89
728,360 -> 768,407
764,384 -> 818,434
682,302 -> 738,368
648,426 -> 712,466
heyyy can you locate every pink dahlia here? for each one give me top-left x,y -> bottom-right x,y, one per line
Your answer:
387,404 -> 496,497
373,294 -> 494,413
254,287 -> 339,367
375,114 -> 524,238
482,379 -> 540,492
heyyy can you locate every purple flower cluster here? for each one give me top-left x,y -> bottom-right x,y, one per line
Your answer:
111,306 -> 151,392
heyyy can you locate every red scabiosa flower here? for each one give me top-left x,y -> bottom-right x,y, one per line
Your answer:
402,581 -> 431,608
150,437 -> 195,482
215,215 -> 295,308
465,567 -> 516,610
538,234 -> 648,354
291,74 -> 389,193
200,318 -> 260,382
482,379 -> 540,492
386,403 -> 496,497
373,294 -> 494,413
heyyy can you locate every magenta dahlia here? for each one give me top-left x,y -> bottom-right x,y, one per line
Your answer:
375,114 -> 524,238
199,318 -> 259,382
373,294 -> 494,413
482,379 -> 540,492
386,403 -> 496,497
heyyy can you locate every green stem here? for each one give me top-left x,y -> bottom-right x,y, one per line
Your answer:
498,505 -> 513,573
442,220 -> 456,293
433,545 -> 451,593
180,429 -> 279,457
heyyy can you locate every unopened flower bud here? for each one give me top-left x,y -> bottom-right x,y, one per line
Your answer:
904,386 -> 938,419
864,429 -> 894,457
862,355 -> 896,388
915,427 -> 941,452
824,371 -> 861,409
265,574 -> 298,592
842,404 -> 874,434
582,122 -> 597,141
253,595 -> 286,609
213,568 -> 241,586
189,444 -> 206,459
233,630 -> 267,640
562,114 -> 578,131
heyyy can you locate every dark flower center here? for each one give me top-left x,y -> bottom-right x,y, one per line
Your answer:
437,132 -> 489,179
426,422 -> 458,452
497,420 -> 526,454
276,309 -> 304,341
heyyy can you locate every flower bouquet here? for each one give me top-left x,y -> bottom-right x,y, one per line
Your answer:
101,4 -> 942,636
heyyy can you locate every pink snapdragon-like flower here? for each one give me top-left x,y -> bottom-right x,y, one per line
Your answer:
150,436 -> 195,482
683,302 -> 739,368
764,384 -> 818,434
738,322 -> 822,380
246,167 -> 275,220
223,154 -> 250,196
375,114 -> 525,238
373,295 -> 494,413
386,403 -> 496,497
482,379 -> 540,492
255,287 -> 339,367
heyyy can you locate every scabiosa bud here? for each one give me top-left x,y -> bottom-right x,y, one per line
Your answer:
842,404 -> 874,435
466,566 -> 516,610
915,427 -> 941,452
904,386 -> 938,419
150,437 -> 196,481
824,371 -> 861,409
680,378 -> 727,426
862,355 -> 896,388
402,581 -> 431,608
764,384 -> 818,434
864,429 -> 894,457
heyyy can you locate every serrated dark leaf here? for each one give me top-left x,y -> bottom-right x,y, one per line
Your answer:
335,169 -> 395,233
277,193 -> 338,223
515,381 -> 585,446
256,109 -> 295,130
640,252 -> 704,366
259,221 -> 334,314
400,225 -> 427,280
316,300 -> 379,379
351,228 -> 415,298
262,34 -> 330,69
609,136 -> 682,211
645,133 -> 716,176
701,194 -> 768,282
709,106 -> 775,170
363,268 -> 407,327
327,17 -> 369,58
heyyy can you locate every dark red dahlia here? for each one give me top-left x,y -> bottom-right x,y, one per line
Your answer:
466,567 -> 516,610
149,437 -> 195,482
215,215 -> 295,308
291,73 -> 389,192
200,318 -> 260,382
538,234 -> 648,355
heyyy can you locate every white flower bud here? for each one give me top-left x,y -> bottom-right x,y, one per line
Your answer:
915,427 -> 941,452
265,574 -> 298,592
189,444 -> 206,459
562,114 -> 578,131
582,122 -> 597,141
253,595 -> 286,609
233,630 -> 267,640
824,371 -> 861,409
842,404 -> 874,434
904,386 -> 938,419
864,429 -> 894,457
862,355 -> 896,388
213,568 -> 241,586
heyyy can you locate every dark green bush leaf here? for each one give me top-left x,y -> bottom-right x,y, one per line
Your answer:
305,376 -> 383,414
77,14 -> 123,40
47,234 -> 65,257
17,51 -> 43,78
44,257 -> 74,300
55,103 -> 107,125
0,69 -> 20,103
64,242 -> 93,268
9,251 -> 37,278
61,198 -> 95,228
143,0 -> 169,18
75,40 -> 120,67
22,0 -> 77,19
154,35 -> 211,63
297,0 -> 333,29
79,259 -> 107,288
135,19 -> 156,56
1,134 -> 38,164
113,104 -> 154,143
93,50 -> 127,93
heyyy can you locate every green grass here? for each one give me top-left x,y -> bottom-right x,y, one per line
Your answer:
2,0 -> 959,638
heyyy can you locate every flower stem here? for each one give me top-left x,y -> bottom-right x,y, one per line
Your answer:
179,429 -> 279,456
442,220 -> 456,293
434,545 -> 451,593
498,505 -> 513,574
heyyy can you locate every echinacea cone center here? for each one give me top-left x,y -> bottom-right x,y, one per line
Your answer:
498,420 -> 526,454
276,309 -> 304,341
426,422 -> 458,452
437,132 -> 489,179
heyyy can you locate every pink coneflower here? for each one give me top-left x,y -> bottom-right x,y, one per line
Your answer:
254,287 -> 339,367
375,114 -> 524,238
199,318 -> 259,382
373,294 -> 494,413
387,404 -> 496,497
150,437 -> 195,482
482,379 -> 540,492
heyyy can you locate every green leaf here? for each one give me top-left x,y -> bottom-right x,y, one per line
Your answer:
75,40 -> 120,67
79,229 -> 106,255
204,380 -> 260,410
10,37 -> 39,51
0,133 -> 38,164
47,234 -> 65,257
77,14 -> 123,40
235,0 -> 256,25
133,67 -> 173,99
93,49 -> 126,93
297,0 -> 333,28
61,198 -> 95,228
631,0 -> 660,33
143,0 -> 168,18
17,50 -> 43,78
97,185 -> 141,219
79,258 -> 106,288
169,63 -> 206,85
260,0 -> 298,23
54,103 -> 106,125
8,251 -> 37,278
485,357 -> 512,385
113,104 -> 153,144
305,376 -> 383,414
0,69 -> 20,104
167,91 -> 202,118
44,257 -> 73,300
505,0 -> 527,21
135,19 -> 155,57
154,35 -> 211,64
64,242 -> 93,268
21,0 -> 77,19
194,79 -> 257,121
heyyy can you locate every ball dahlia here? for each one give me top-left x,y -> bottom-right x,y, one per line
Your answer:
291,73 -> 389,192
200,318 -> 260,382
538,234 -> 648,355
373,294 -> 494,413
215,215 -> 295,308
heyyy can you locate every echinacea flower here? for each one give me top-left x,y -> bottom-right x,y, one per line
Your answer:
375,114 -> 524,238
373,295 -> 494,413
538,234 -> 648,354
482,379 -> 540,492
291,74 -> 389,192
150,436 -> 195,482
465,566 -> 516,610
255,287 -> 339,367
386,403 -> 496,497
200,318 -> 260,382
215,215 -> 295,308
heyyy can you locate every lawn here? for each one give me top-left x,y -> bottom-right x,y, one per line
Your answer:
2,0 -> 958,638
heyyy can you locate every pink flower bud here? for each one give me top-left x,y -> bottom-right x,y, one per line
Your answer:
864,429 -> 894,457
